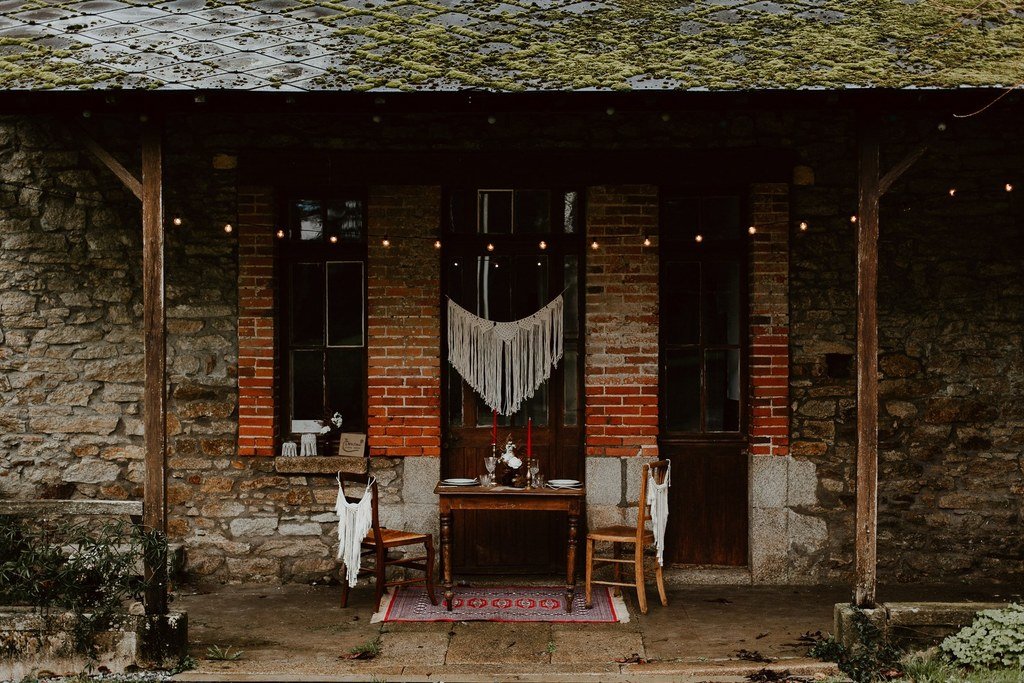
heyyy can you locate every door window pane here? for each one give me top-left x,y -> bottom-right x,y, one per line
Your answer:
563,254 -> 579,337
514,190 -> 551,233
293,199 -> 323,241
563,191 -> 578,233
662,262 -> 700,345
448,189 -> 476,233
704,262 -> 741,345
327,348 -> 364,431
706,350 -> 741,432
290,263 -> 324,346
563,345 -> 578,426
665,350 -> 700,432
325,199 -> 364,243
479,190 -> 513,234
291,350 -> 324,421
327,262 -> 364,347
662,196 -> 699,243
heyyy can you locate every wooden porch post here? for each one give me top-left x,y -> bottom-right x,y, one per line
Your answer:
141,120 -> 168,616
854,114 -> 880,608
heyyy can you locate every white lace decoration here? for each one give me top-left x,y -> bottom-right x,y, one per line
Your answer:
336,475 -> 375,588
647,463 -> 671,567
447,294 -> 564,416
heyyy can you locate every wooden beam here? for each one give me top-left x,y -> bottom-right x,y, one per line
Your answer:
879,143 -> 929,196
141,120 -> 168,616
854,114 -> 881,609
79,128 -> 143,201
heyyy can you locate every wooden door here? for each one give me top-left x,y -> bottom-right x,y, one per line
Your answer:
442,188 -> 583,574
658,191 -> 749,566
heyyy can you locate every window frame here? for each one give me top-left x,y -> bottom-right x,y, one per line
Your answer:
658,188 -> 750,443
276,190 -> 369,437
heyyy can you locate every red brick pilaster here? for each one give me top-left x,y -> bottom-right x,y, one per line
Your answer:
584,185 -> 659,458
748,183 -> 790,457
366,186 -> 442,457
237,186 -> 277,457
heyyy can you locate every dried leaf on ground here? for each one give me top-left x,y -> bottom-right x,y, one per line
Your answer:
735,648 -> 775,663
614,652 -> 649,664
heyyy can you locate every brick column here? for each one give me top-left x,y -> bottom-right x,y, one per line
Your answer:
237,186 -> 277,457
584,185 -> 659,458
748,183 -> 790,457
366,186 -> 442,457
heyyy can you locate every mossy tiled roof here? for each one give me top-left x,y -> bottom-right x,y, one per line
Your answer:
0,0 -> 1022,92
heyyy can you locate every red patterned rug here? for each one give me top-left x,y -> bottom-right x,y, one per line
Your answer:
372,585 -> 627,623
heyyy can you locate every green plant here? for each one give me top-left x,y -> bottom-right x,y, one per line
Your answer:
808,611 -> 903,683
0,515 -> 165,658
171,654 -> 198,673
900,651 -> 1024,682
345,636 -> 382,660
206,644 -> 245,661
940,604 -> 1024,670
546,640 -> 557,654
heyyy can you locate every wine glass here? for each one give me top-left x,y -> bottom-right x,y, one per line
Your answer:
484,456 -> 497,486
529,463 -> 540,488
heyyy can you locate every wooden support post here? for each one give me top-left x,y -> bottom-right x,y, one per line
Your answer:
141,120 -> 168,616
854,115 -> 880,609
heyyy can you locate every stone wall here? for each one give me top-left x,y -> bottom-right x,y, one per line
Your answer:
2,107 -> 1021,586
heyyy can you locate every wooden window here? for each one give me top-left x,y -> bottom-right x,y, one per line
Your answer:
279,195 -> 367,435
660,193 -> 747,437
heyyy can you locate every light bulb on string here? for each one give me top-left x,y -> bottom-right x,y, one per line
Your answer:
329,235 -> 338,243
799,221 -> 808,232
171,216 -> 182,227
642,235 -> 652,247
276,229 -> 285,239
1006,183 -> 1014,192
538,240 -> 547,250
434,239 -> 442,249
948,188 -> 957,198
382,236 -> 391,247
590,240 -> 600,250
694,234 -> 703,243
486,243 -> 495,252
748,225 -> 757,235
223,223 -> 233,234
850,215 -> 858,224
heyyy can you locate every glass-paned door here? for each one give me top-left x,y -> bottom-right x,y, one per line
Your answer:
443,188 -> 583,573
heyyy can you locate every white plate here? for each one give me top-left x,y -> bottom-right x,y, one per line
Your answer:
441,478 -> 479,486
547,479 -> 580,486
546,483 -> 582,490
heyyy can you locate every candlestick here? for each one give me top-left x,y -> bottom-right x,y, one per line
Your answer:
492,410 -> 497,446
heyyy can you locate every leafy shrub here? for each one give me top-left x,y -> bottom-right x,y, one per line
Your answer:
0,515 -> 164,656
940,604 -> 1024,669
808,611 -> 903,683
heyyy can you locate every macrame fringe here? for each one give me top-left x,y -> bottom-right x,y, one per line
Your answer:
447,295 -> 564,416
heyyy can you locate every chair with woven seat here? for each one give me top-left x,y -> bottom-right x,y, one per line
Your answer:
338,473 -> 437,610
584,460 -> 670,614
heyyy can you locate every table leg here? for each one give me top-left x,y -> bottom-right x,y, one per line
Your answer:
565,511 -> 579,613
441,511 -> 454,611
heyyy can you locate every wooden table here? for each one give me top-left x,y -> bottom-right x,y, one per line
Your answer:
434,484 -> 586,613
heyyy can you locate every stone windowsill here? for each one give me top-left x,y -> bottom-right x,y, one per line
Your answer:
273,456 -> 368,475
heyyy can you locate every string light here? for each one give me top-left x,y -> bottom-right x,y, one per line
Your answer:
1006,183 -> 1014,192
850,215 -> 858,223
948,188 -> 957,197
223,223 -> 233,234
605,107 -> 615,116
434,239 -> 442,249
372,115 -> 382,124
643,235 -> 651,247
487,116 -> 497,125
329,235 -> 338,243
171,216 -> 182,227
538,240 -> 547,250
748,226 -> 757,235
276,229 -> 285,239
381,236 -> 391,247
486,243 -> 495,252
590,240 -> 599,250
695,234 -> 703,243
799,221 -> 808,232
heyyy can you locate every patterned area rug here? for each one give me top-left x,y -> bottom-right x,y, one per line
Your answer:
372,585 -> 627,623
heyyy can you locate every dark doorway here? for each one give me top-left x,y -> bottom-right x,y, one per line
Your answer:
442,188 -> 584,573
658,191 -> 749,566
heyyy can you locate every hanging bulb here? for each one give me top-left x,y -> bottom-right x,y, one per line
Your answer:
948,188 -> 957,197
642,235 -> 651,247
799,221 -> 808,232
605,107 -> 615,116
487,115 -> 496,125
590,240 -> 599,250
850,215 -> 858,223
171,216 -> 182,227
329,235 -> 338,243
748,225 -> 757,235
381,236 -> 391,247
695,234 -> 703,243
1005,183 -> 1014,192
223,223 -> 233,233
434,239 -> 442,249
372,115 -> 382,124
486,243 -> 495,252
538,240 -> 547,250
276,229 -> 285,239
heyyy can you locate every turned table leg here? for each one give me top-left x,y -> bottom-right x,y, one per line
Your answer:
565,511 -> 579,613
441,510 -> 454,611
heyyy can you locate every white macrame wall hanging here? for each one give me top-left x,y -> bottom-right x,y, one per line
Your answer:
447,295 -> 564,416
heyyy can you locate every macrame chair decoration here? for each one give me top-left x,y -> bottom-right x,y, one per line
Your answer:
447,295 -> 564,416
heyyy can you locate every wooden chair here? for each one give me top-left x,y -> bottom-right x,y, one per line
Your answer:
584,460 -> 670,615
338,473 -> 437,610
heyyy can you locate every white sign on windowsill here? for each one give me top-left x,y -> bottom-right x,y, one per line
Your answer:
291,420 -> 323,434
